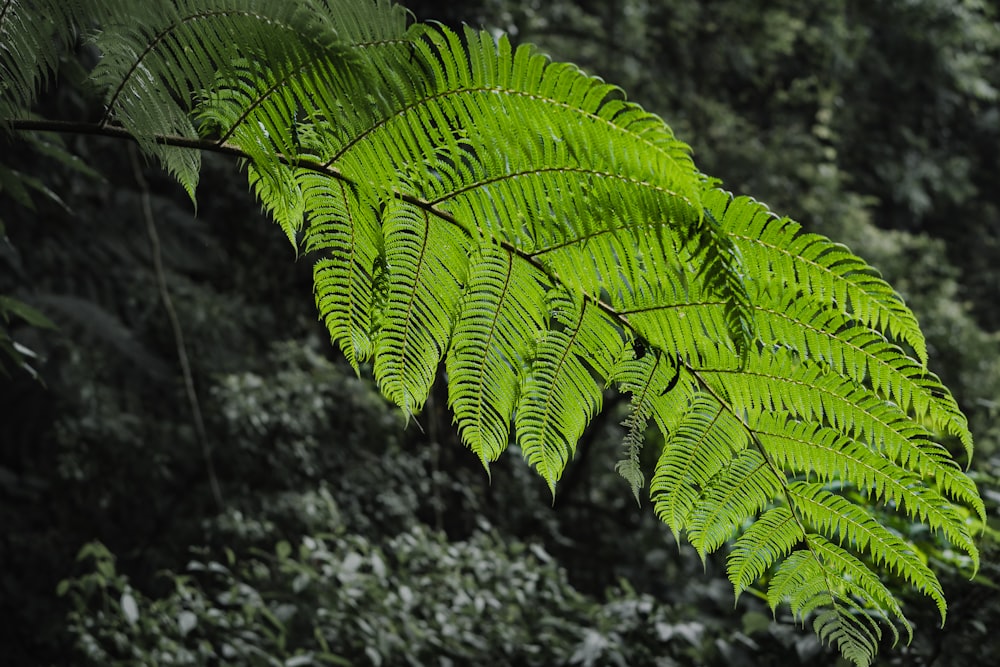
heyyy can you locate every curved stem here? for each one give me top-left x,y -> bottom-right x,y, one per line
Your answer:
127,143 -> 224,510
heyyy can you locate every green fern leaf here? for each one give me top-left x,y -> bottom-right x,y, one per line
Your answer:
768,548 -> 887,667
446,245 -> 545,466
705,191 -> 929,366
247,161 -> 305,246
686,448 -> 783,558
373,200 -> 467,417
748,280 -> 972,458
754,412 -> 978,567
727,506 -> 803,598
91,0 -> 408,197
302,176 -> 382,371
611,351 -> 679,503
515,292 -> 619,494
707,346 -> 982,519
651,394 -> 750,536
0,4 -> 985,664
0,0 -> 84,120
788,481 -> 946,621
766,531 -> 919,666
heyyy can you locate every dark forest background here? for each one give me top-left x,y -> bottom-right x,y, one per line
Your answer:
2,1 -> 1000,665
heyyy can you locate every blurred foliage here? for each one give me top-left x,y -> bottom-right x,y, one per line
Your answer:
52,342 -> 838,667
62,525 -> 596,666
60,527 -> 816,667
2,0 -> 1000,665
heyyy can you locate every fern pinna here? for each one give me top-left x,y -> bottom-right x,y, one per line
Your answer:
0,0 -> 983,663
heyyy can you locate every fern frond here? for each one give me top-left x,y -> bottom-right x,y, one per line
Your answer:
1,4 -> 984,664
91,0 -> 409,196
727,506 -> 804,598
768,547 -> 895,667
651,394 -> 750,536
302,175 -> 382,371
333,25 -> 753,346
0,0 -> 85,120
695,345 -> 982,514
617,402 -> 649,502
195,14 -> 419,163
788,481 -> 946,621
807,535 -> 911,641
691,206 -> 757,359
445,245 -> 545,466
247,160 -> 305,246
373,199 -> 467,417
610,351 -> 679,503
621,275 -> 739,363
409,26 -> 702,205
686,448 -> 783,558
515,293 -> 620,494
705,191 -> 929,367
749,280 -> 971,457
754,413 -> 978,567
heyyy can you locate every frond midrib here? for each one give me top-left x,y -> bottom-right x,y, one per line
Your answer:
7,118 -> 663,355
429,166 -> 689,210
727,229 -> 925,361
473,254 -> 514,449
216,36 -> 413,144
100,8 -> 298,125
697,362 -> 923,456
684,366 -> 849,640
754,420 -> 976,560
323,84 -> 697,193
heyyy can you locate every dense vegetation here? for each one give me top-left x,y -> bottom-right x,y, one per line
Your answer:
2,1 -> 999,665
